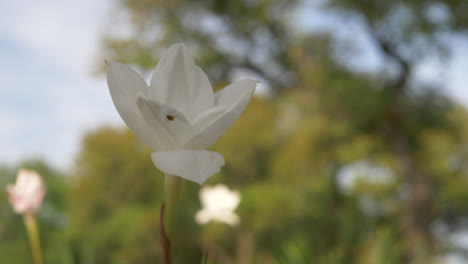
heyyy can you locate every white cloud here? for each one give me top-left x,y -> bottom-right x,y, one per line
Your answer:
0,0 -> 111,75
0,0 -> 123,169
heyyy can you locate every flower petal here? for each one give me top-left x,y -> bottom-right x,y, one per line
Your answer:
215,79 -> 257,107
191,106 -> 228,132
184,81 -> 256,149
150,43 -> 214,119
137,96 -> 196,148
107,62 -> 164,150
7,169 -> 45,214
151,149 -> 225,185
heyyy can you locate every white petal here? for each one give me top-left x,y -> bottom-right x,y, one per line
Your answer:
149,43 -> 214,119
194,209 -> 239,226
184,83 -> 256,149
215,79 -> 257,107
200,185 -> 241,211
195,209 -> 211,225
151,150 -> 225,185
197,210 -> 213,224
215,212 -> 239,226
107,62 -> 164,150
7,169 -> 45,214
137,96 -> 196,148
191,106 -> 228,132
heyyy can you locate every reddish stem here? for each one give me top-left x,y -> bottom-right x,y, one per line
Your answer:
160,203 -> 172,264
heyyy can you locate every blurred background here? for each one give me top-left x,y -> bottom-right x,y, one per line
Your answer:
1,0 -> 468,263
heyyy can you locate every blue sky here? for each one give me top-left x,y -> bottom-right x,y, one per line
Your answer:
0,0 -> 468,171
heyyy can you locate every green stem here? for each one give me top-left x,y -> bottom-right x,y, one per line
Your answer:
24,213 -> 43,264
162,173 -> 183,262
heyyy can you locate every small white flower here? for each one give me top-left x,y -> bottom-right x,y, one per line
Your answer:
107,43 -> 256,184
6,169 -> 46,214
195,184 -> 241,226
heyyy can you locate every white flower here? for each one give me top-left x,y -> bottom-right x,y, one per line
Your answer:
106,43 -> 256,184
6,169 -> 46,214
195,184 -> 241,226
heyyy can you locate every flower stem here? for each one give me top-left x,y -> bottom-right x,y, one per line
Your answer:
24,213 -> 43,264
161,173 -> 183,263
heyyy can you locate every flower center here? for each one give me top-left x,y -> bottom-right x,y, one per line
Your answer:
166,115 -> 175,121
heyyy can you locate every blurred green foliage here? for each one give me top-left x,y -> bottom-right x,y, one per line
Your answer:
3,0 -> 468,263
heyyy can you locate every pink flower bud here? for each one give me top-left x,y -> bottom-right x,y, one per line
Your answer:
6,169 -> 46,214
